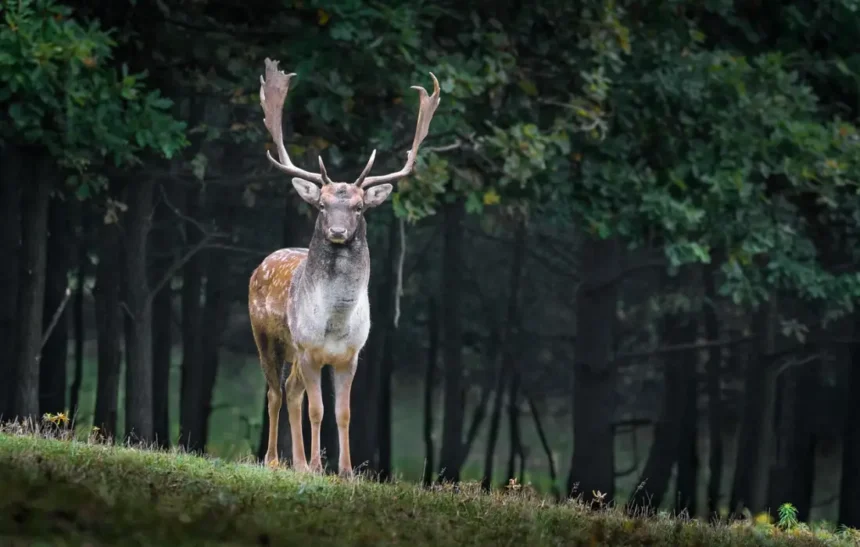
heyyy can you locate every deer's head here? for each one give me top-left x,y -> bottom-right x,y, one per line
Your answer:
291,180 -> 391,244
259,58 -> 441,245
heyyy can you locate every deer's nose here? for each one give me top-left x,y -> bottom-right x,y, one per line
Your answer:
328,227 -> 347,241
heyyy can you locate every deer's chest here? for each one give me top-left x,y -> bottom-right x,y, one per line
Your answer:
289,279 -> 370,358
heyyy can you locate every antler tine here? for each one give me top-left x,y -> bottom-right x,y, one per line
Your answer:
353,149 -> 377,186
259,58 -> 327,187
360,72 -> 442,189
318,156 -> 334,185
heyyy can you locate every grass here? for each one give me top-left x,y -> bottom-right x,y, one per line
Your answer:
61,339 -> 846,522
1,427 -> 857,546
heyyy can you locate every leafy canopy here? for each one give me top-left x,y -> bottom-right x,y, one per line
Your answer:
0,0 -> 188,197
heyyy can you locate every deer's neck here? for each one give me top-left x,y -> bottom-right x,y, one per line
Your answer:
300,221 -> 370,307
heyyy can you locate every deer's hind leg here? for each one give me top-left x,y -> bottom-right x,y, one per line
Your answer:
253,328 -> 283,467
285,352 -> 309,471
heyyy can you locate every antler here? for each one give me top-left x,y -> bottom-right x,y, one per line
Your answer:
357,73 -> 442,189
259,58 -> 333,186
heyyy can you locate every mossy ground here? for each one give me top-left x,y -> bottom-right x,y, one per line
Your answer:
0,426 -> 856,546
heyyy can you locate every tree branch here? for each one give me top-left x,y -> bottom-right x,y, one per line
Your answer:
147,235 -> 217,304
615,335 -> 758,361
40,286 -> 72,350
393,217 -> 406,328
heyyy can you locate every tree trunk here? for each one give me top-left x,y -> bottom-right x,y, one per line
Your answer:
730,304 -> 774,516
567,236 -> 620,505
840,312 -> 860,528
376,215 -> 399,481
422,298 -> 438,486
69,207 -> 88,423
627,357 -> 686,511
14,164 -> 53,421
675,347 -> 700,517
199,240 -> 232,452
767,363 -> 817,522
703,263 -> 723,518
438,199 -> 465,483
150,185 -> 175,447
483,358 -> 510,489
39,194 -> 72,416
93,212 -> 123,438
505,368 -> 522,484
179,186 -> 206,451
481,219 -> 527,489
628,272 -> 698,514
0,145 -> 22,420
122,179 -> 155,442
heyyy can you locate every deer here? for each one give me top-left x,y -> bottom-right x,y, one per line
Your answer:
248,58 -> 441,477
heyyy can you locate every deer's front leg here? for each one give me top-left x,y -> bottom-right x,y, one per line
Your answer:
333,357 -> 358,478
300,353 -> 324,472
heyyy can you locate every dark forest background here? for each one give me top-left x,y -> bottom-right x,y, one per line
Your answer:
2,0 -> 860,529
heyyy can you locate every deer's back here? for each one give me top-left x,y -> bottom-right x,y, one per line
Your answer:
249,248 -> 308,343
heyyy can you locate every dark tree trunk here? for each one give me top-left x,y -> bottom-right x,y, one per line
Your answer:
69,208 -> 88,423
505,368 -> 522,484
482,219 -> 527,489
628,273 -> 698,514
438,200 -> 465,483
93,212 -> 123,438
376,215 -> 399,481
150,194 -> 173,447
626,357 -> 686,511
0,145 -> 22,420
675,348 -> 699,517
122,179 -> 155,442
730,306 -> 772,516
703,264 -> 723,518
319,367 -> 338,472
840,312 -> 860,528
422,298 -> 438,486
179,186 -> 206,451
567,236 -> 620,505
39,195 -> 72,416
768,364 -> 817,522
15,164 -> 53,421
483,358 -> 510,489
199,240 -> 232,451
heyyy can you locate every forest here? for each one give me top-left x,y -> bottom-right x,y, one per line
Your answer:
1,0 -> 860,532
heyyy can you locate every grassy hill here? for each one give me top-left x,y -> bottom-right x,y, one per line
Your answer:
0,427 -> 856,546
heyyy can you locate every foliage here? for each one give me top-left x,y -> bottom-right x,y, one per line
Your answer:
779,503 -> 800,530
0,0 -> 187,197
1,429 -> 853,546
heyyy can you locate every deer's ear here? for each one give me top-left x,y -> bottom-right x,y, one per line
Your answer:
363,184 -> 393,209
292,178 -> 321,206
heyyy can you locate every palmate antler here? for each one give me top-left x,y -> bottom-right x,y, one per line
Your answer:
259,57 -> 441,188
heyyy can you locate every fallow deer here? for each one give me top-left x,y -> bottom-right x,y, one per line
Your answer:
249,58 -> 441,477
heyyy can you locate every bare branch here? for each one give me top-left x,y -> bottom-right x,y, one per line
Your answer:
393,217 -> 406,328
615,335 -> 758,361
148,235 -> 218,303
40,287 -> 72,350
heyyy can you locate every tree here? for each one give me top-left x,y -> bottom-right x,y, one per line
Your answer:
0,0 -> 186,427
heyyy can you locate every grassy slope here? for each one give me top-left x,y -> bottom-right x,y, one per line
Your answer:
0,433 -> 854,547
64,341 -> 845,522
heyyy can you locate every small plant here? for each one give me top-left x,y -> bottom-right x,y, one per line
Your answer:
777,502 -> 799,530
